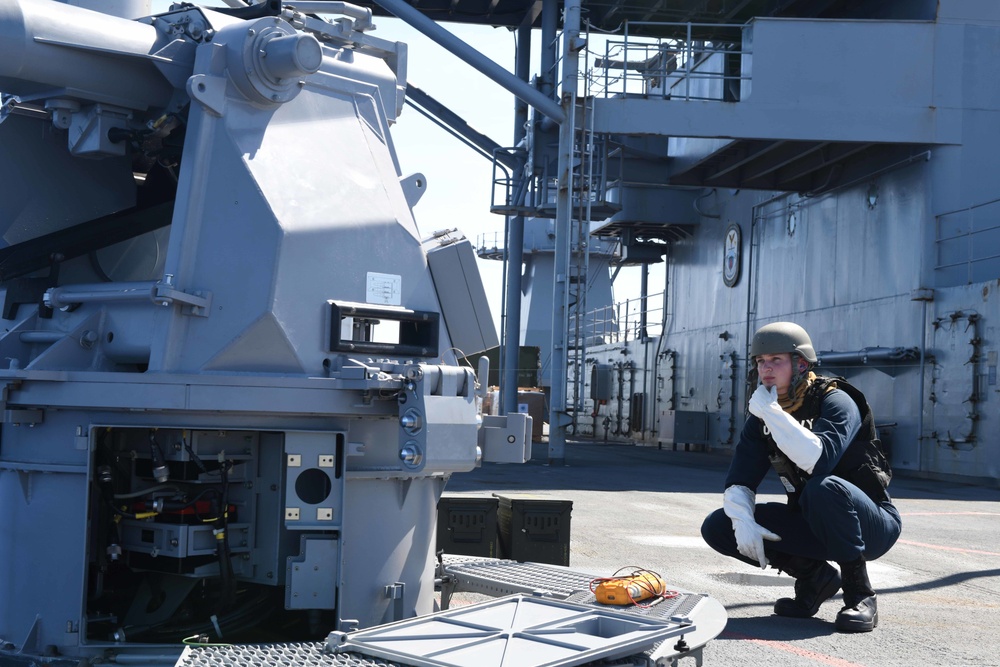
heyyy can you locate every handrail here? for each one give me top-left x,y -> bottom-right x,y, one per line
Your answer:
581,20 -> 752,102
571,290 -> 667,345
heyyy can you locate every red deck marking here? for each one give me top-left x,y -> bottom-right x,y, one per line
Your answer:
723,632 -> 868,667
895,539 -> 1000,557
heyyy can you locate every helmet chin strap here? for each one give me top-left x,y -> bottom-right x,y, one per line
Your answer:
786,356 -> 813,402
746,367 -> 760,396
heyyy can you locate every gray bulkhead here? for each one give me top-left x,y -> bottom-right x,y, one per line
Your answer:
577,0 -> 1000,484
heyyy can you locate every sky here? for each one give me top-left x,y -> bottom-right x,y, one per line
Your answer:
375,17 -> 661,333
376,18 -> 523,327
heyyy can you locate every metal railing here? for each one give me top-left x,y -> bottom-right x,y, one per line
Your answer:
490,21 -> 751,218
490,138 -> 619,219
489,147 -> 531,216
571,290 -> 666,346
587,21 -> 752,101
935,196 -> 1000,285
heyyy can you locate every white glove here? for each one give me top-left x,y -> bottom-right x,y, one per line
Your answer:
723,485 -> 781,569
748,385 -> 822,474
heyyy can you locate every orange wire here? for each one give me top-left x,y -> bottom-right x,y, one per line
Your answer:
589,566 -> 679,608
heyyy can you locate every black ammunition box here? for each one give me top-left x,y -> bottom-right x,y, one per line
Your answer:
495,494 -> 572,566
436,495 -> 500,558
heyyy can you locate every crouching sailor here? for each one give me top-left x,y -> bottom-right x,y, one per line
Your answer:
701,322 -> 901,632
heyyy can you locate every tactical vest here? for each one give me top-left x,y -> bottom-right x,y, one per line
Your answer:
763,377 -> 892,509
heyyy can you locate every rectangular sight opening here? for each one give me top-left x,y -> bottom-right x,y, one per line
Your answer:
328,301 -> 439,358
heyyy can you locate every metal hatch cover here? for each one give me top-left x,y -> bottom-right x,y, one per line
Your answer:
327,594 -> 693,667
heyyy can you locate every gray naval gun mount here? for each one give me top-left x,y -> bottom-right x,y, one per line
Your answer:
0,1 -> 723,665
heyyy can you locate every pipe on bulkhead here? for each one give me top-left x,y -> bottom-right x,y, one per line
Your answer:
718,350 -> 738,445
816,347 -> 920,367
501,23 -> 532,416
43,282 -> 157,309
654,348 -> 676,450
540,0 -> 559,100
626,360 -> 637,434
929,311 -> 981,449
639,263 -> 649,341
651,249 -> 671,444
614,361 -> 625,435
370,0 -> 564,123
917,297 -> 929,469
19,331 -> 66,345
279,1 -> 374,30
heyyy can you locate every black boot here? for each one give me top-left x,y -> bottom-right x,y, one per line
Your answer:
836,556 -> 878,633
769,553 -> 842,618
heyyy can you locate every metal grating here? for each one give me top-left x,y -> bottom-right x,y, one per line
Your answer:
441,556 -> 707,618
443,556 -> 595,598
176,642 -> 403,667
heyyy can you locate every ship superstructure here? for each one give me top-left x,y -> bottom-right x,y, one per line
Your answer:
356,0 -> 998,483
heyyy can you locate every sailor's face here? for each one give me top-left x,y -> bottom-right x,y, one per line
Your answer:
756,353 -> 794,394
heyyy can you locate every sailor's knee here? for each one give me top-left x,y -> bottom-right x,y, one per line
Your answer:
701,508 -> 730,551
800,475 -> 851,514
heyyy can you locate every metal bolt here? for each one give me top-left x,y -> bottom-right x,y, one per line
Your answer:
80,330 -> 98,349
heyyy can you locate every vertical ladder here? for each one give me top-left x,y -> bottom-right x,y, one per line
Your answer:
565,36 -> 597,436
548,0 -> 583,461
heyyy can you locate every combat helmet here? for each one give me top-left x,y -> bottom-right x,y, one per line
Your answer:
750,322 -> 817,364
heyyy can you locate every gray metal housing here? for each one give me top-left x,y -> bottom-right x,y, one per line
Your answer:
0,0 -> 529,662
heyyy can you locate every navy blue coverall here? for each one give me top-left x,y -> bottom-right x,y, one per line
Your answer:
701,388 -> 902,567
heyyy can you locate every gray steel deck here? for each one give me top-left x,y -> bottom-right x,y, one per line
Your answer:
178,441 -> 1000,666
443,442 -> 1000,667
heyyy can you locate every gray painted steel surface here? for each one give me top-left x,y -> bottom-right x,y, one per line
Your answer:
0,1 -> 531,663
506,0 -> 1000,485
331,594 -> 690,667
